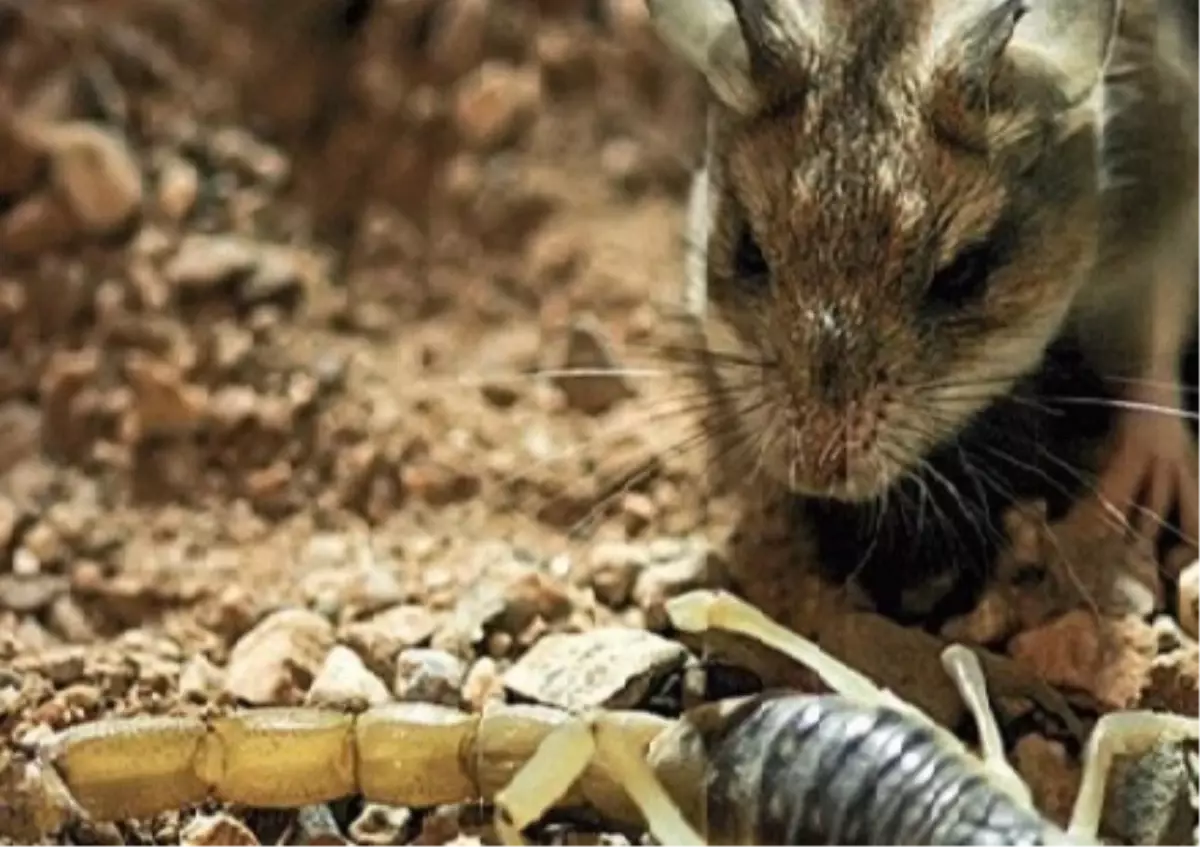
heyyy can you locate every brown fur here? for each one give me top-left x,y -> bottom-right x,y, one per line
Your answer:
691,0 -> 1110,502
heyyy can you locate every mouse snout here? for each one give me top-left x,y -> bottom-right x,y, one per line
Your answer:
793,391 -> 890,498
777,307 -> 899,499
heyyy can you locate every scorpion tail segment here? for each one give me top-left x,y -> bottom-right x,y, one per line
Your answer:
1068,711 -> 1200,842
940,645 -> 1033,811
666,590 -> 911,717
492,718 -> 596,845
590,714 -> 706,847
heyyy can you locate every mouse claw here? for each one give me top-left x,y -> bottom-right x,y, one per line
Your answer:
1089,401 -> 1198,551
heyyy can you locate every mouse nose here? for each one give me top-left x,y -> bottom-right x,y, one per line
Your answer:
809,397 -> 881,474
804,309 -> 863,406
791,365 -> 892,497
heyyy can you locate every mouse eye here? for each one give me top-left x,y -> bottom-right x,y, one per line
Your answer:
924,240 -> 993,311
733,224 -> 771,288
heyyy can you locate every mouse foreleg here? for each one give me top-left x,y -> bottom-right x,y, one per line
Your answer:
1075,213 -> 1199,549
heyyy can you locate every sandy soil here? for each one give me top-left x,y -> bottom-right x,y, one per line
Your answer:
0,1 -> 1196,845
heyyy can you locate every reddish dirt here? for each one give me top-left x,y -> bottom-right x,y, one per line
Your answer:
0,1 -> 1195,845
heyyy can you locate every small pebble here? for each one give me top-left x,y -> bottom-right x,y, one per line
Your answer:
349,804 -> 415,846
301,558 -> 406,622
180,813 -> 260,846
0,574 -> 68,612
503,628 -> 688,711
123,353 -> 207,440
340,604 -> 441,679
395,648 -> 467,707
39,120 -> 143,236
1178,560 -> 1198,640
178,654 -> 224,700
67,820 -> 124,846
1001,501 -> 1048,567
940,587 -> 1015,646
157,156 -> 199,222
441,544 -> 570,650
454,63 -> 541,150
305,645 -> 391,711
1152,615 -> 1186,653
40,647 -> 86,687
164,233 -> 260,293
583,542 -> 646,608
1013,735 -> 1079,828
292,803 -> 350,846
461,657 -> 504,713
631,538 -> 719,629
0,497 -> 17,550
224,608 -> 334,706
0,189 -> 78,256
551,317 -> 632,415
600,138 -> 649,193
1009,610 -> 1155,710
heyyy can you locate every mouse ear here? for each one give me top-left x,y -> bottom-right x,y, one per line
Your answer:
934,0 -> 1121,111
1005,0 -> 1122,106
728,0 -> 822,82
646,0 -> 760,114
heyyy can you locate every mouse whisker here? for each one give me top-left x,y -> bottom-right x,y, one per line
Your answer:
879,413 -> 956,454
912,449 -> 1005,570
911,372 -> 1030,392
457,382 -> 744,528
1096,374 -> 1200,396
749,403 -> 786,487
876,441 -> 974,560
867,467 -> 890,540
922,392 -> 1064,418
564,388 -> 773,538
973,444 -> 1078,508
1035,395 -> 1199,421
1029,443 -> 1196,548
564,426 -> 711,539
841,497 -> 887,587
903,465 -> 933,540
624,336 -> 777,371
407,362 -> 705,395
452,367 -> 690,386
696,395 -> 781,491
815,419 -> 848,476
955,443 -> 1010,508
965,444 -> 1103,616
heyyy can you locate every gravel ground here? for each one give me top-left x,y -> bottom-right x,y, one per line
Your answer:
0,1 -> 1196,845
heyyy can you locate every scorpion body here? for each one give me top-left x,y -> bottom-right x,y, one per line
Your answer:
3,589 -> 1194,846
3,692 -> 1063,846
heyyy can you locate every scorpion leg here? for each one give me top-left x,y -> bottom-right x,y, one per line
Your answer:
666,590 -> 1046,813
492,717 -> 596,845
940,645 -> 1034,810
666,590 -> 928,723
1067,711 -> 1199,841
493,712 -> 705,846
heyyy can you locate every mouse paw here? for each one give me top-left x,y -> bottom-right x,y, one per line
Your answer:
1090,400 -> 1198,549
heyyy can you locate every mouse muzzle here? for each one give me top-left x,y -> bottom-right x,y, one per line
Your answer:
762,290 -> 916,502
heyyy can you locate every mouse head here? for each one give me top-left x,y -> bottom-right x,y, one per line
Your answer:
649,0 -> 1120,501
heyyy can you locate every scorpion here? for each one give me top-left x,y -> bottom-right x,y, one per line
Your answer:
2,589 -> 1196,845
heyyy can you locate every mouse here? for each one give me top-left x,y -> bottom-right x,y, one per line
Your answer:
644,0 -> 1198,598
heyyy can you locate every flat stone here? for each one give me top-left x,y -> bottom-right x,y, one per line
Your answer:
503,627 -> 688,711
